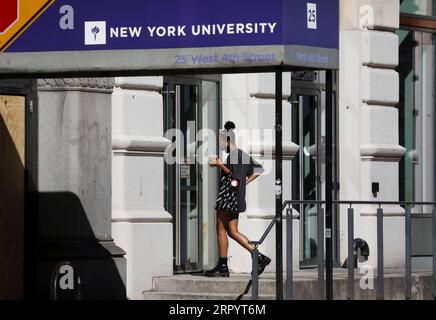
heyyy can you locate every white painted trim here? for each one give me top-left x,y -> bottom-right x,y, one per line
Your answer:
249,93 -> 291,100
246,208 -> 301,220
112,135 -> 171,153
359,205 -> 405,217
248,140 -> 299,159
360,143 -> 406,161
114,77 -> 162,91
112,209 -> 173,223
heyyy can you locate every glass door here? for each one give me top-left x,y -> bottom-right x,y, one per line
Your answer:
292,90 -> 323,267
398,29 -> 435,204
397,28 -> 435,260
199,81 -> 220,270
164,77 -> 221,273
164,80 -> 201,273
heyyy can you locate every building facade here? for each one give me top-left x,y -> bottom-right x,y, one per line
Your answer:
0,0 -> 434,300
110,0 -> 436,299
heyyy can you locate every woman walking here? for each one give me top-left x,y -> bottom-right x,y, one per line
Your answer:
205,121 -> 271,277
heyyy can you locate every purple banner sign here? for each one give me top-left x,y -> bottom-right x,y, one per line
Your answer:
1,0 -> 339,74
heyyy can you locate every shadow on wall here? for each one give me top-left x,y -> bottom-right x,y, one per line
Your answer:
1,91 -> 126,300
35,192 -> 126,300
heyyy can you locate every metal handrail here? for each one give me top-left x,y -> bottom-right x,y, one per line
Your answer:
249,199 -> 436,301
248,209 -> 300,300
283,200 -> 436,206
248,216 -> 276,300
250,218 -> 277,246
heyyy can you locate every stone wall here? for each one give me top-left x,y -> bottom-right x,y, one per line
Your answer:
111,77 -> 172,299
339,0 -> 405,268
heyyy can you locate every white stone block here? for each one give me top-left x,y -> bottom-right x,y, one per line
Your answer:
245,158 -> 292,212
338,32 -> 362,199
228,213 -> 300,273
112,222 -> 173,299
112,154 -> 164,213
341,0 -> 399,31
343,160 -> 406,269
361,105 -> 398,145
112,89 -> 163,136
361,31 -> 398,67
248,158 -> 274,209
115,76 -> 163,91
112,135 -> 171,153
222,74 -> 249,101
248,72 -> 291,98
248,98 -> 292,138
360,144 -> 406,162
356,216 -> 405,269
222,74 -> 250,130
360,161 -> 400,202
361,67 -> 399,105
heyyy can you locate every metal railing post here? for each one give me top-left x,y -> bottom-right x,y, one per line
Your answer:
377,206 -> 384,300
286,207 -> 293,300
248,214 -> 277,300
275,70 -> 283,300
347,206 -> 354,300
405,206 -> 412,300
252,245 -> 259,300
433,207 -> 436,300
277,199 -> 436,301
317,206 -> 325,300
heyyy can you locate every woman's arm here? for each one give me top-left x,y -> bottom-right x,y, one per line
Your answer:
209,156 -> 231,175
217,162 -> 231,175
246,173 -> 261,185
246,156 -> 264,185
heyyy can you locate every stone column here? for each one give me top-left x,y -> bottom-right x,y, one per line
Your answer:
33,78 -> 126,299
111,77 -> 172,299
339,0 -> 405,268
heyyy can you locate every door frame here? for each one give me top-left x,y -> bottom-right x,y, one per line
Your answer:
291,87 -> 322,268
291,72 -> 340,269
165,75 -> 225,273
163,77 -> 203,272
0,79 -> 36,298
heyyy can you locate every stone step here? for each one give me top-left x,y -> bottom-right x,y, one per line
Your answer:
153,276 -> 279,295
142,291 -> 275,300
146,272 -> 434,300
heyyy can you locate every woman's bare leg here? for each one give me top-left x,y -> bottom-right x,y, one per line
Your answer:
216,210 -> 229,257
227,214 -> 255,252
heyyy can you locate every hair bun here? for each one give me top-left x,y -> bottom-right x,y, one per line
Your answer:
224,121 -> 236,131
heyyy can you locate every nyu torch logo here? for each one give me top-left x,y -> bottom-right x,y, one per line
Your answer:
84,21 -> 106,45
91,26 -> 100,41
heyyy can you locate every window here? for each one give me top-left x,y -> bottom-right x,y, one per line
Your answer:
401,0 -> 435,17
397,28 -> 435,203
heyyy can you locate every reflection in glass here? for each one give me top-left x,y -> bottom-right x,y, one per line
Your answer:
397,29 -> 435,204
400,0 -> 435,16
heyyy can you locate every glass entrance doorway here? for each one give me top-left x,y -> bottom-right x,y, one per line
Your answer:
292,89 -> 325,267
397,26 -> 435,261
163,77 -> 220,273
